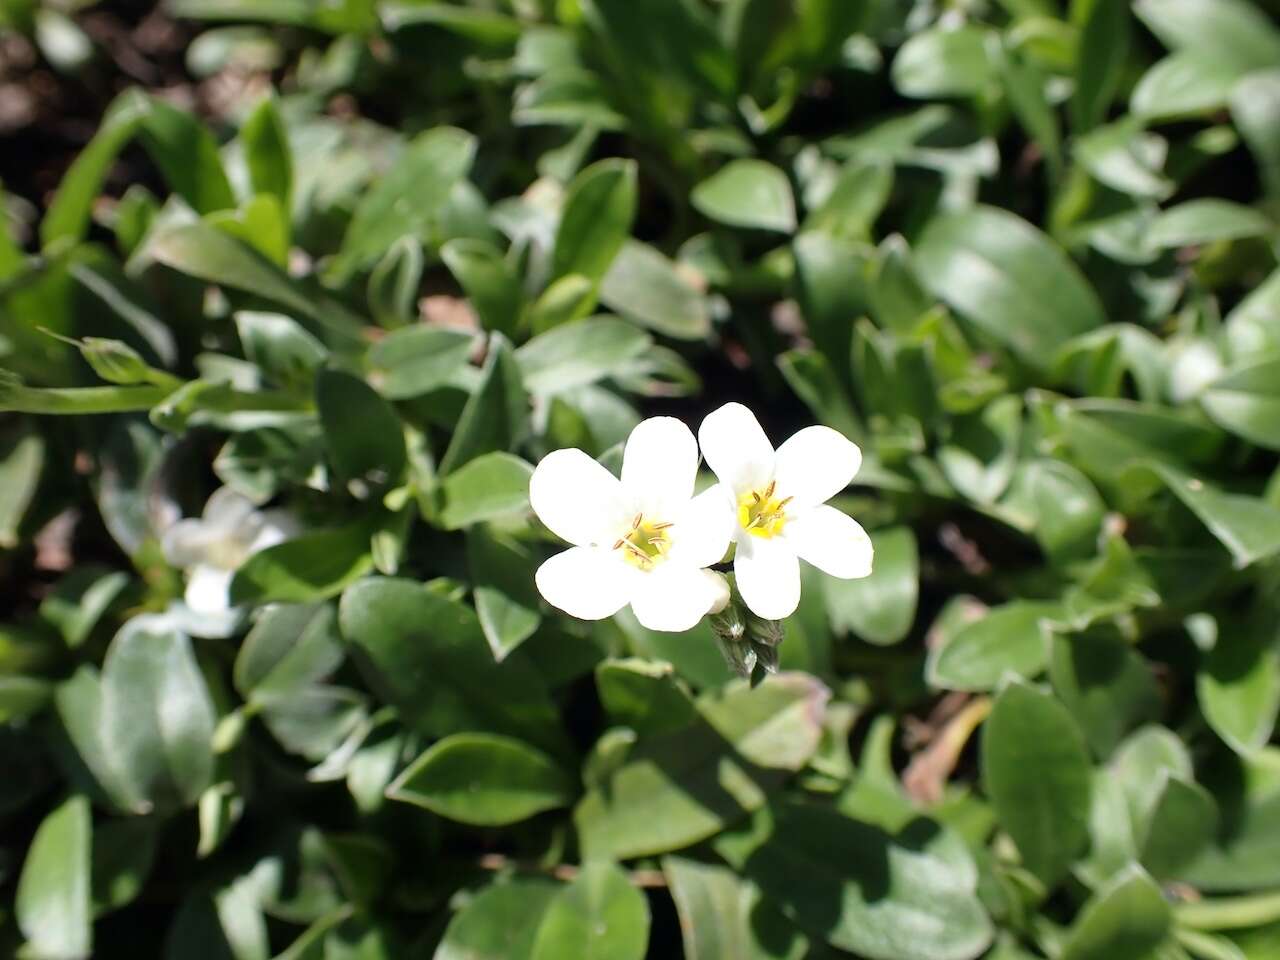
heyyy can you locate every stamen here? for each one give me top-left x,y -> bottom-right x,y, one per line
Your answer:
777,496 -> 793,509
631,512 -> 643,530
751,491 -> 762,504
612,538 -> 625,550
651,521 -> 673,530
765,480 -> 776,498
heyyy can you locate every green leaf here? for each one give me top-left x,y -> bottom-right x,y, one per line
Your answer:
233,603 -> 343,700
91,817 -> 157,916
0,422 -> 44,549
595,658 -> 697,736
468,525 -> 542,662
1148,200 -> 1272,248
1131,52 -> 1242,122
333,126 -> 475,277
136,95 -> 236,215
552,158 -> 637,283
1049,631 -> 1161,759
574,674 -> 828,859
230,525 -> 375,605
368,236 -> 425,330
382,2 -> 522,43
691,160 -> 796,233
1134,0 -> 1280,70
915,205 -> 1105,368
441,239 -> 525,337
822,526 -> 917,645
1059,865 -> 1171,960
438,335 -> 529,476
339,577 -> 567,755
1201,359 -> 1280,451
1187,749 -> 1280,891
1001,459 -> 1106,562
939,395 -> 1022,504
1131,462 -> 1280,568
387,732 -> 573,826
531,862 -> 649,960
599,241 -> 711,340
892,25 -> 995,99
367,326 -> 476,400
715,803 -> 993,960
928,602 -> 1058,692
981,680 -> 1091,886
41,92 -> 148,249
316,369 -> 407,489
1071,0 -> 1131,131
434,879 -> 560,960
16,795 -> 92,960
528,274 -> 597,335
1199,628 -> 1280,755
235,311 -> 326,389
515,316 -> 652,395
40,567 -> 130,648
1139,775 -> 1217,880
805,158 -> 893,241
1231,70 -> 1280,204
438,452 -> 533,531
241,94 -> 292,207
662,855 -> 819,960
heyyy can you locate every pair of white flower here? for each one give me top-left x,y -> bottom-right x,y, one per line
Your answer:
531,403 -> 873,632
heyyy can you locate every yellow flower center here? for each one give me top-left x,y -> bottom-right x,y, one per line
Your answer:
738,480 -> 791,539
612,512 -> 673,569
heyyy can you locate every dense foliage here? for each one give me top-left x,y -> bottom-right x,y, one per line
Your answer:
4,0 -> 1280,957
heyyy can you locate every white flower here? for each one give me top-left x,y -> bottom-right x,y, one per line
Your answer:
161,487 -> 297,615
530,417 -> 734,632
698,402 -> 873,620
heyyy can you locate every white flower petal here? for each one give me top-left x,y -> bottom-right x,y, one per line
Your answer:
250,510 -> 298,554
706,571 -> 731,614
734,534 -> 801,620
530,448 -> 633,546
185,564 -> 234,615
773,425 -> 862,507
201,486 -> 258,532
162,519 -> 216,567
784,505 -> 874,579
698,402 -> 775,496
535,546 -> 634,619
622,416 -> 698,517
666,484 -> 735,569
630,564 -> 725,632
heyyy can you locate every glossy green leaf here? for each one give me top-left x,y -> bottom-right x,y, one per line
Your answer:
530,861 -> 649,960
982,680 -> 1091,886
1201,359 -> 1280,451
91,818 -> 157,916
438,335 -> 529,475
552,158 -> 637,282
340,577 -> 566,755
916,205 -> 1105,368
388,732 -> 573,825
468,524 -> 542,661
928,602 -> 1057,692
1131,52 -> 1241,122
599,241 -> 711,340
691,160 -> 796,233
1049,631 -> 1161,758
0,423 -> 45,549
233,603 -> 343,700
1199,629 -> 1280,755
316,369 -> 407,488
595,658 -> 697,736
240,94 -> 292,207
438,452 -> 533,531
333,126 -> 475,277
822,526 -> 917,645
434,879 -> 560,960
1148,200 -> 1272,249
515,316 -> 651,395
1134,0 -> 1280,69
1140,775 -> 1217,880
16,795 -> 92,960
574,674 -> 828,859
230,525 -> 375,605
235,312 -> 325,389
367,326 -> 476,400
1071,0 -> 1130,131
892,25 -> 995,99
1231,70 -> 1280,203
1059,865 -> 1171,960
715,803 -> 992,960
441,239 -> 524,337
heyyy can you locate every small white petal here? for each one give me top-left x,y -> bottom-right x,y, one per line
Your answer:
201,486 -> 258,532
698,402 -> 775,496
630,564 -> 726,632
249,510 -> 298,554
530,449 -> 633,546
162,519 -> 216,567
773,426 -> 862,506
734,534 -> 801,620
706,571 -> 731,615
535,546 -> 634,619
185,565 -> 234,615
622,416 -> 699,517
666,484 -> 735,569
784,505 -> 874,579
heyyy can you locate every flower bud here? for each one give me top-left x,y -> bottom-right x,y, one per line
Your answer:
80,338 -> 154,385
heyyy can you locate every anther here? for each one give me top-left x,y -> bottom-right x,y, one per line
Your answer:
631,513 -> 643,530
765,480 -> 776,498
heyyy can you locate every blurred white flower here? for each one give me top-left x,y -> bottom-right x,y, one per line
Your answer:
530,417 -> 733,632
698,402 -> 872,620
161,487 -> 296,615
